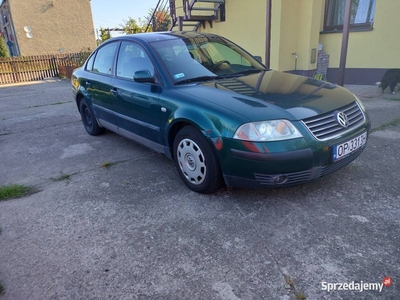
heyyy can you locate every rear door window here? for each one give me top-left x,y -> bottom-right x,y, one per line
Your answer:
92,42 -> 119,75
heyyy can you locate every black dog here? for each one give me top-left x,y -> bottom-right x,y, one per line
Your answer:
377,69 -> 400,94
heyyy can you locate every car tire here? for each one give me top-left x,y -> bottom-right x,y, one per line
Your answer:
79,98 -> 105,136
173,126 -> 224,194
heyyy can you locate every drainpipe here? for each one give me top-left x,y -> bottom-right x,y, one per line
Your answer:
265,0 -> 272,67
178,16 -> 183,31
2,0 -> 20,56
145,0 -> 162,32
338,0 -> 352,86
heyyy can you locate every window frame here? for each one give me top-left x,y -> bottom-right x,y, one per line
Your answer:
85,51 -> 96,71
91,41 -> 119,75
115,40 -> 156,80
323,0 -> 376,33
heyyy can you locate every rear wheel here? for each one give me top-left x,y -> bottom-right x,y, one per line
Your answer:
173,126 -> 224,194
79,98 -> 105,136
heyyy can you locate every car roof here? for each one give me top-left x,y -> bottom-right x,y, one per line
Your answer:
110,31 -> 221,43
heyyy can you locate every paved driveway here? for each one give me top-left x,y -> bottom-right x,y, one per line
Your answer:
0,80 -> 399,300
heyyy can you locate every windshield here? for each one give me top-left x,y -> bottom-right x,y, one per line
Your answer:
150,34 -> 267,84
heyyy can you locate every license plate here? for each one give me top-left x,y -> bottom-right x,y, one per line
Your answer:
333,132 -> 367,162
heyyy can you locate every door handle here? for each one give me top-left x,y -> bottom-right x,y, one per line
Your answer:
110,88 -> 119,96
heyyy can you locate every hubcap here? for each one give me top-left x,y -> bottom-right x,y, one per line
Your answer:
185,153 -> 196,171
177,138 -> 206,185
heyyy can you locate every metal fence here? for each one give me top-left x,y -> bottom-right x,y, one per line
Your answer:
0,52 -> 91,85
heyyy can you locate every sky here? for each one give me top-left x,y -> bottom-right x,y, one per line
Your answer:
90,0 -> 160,36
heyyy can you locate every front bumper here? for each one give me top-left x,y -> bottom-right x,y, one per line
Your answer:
217,121 -> 370,188
223,145 -> 365,188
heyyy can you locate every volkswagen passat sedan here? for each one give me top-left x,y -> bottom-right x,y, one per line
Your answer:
72,31 -> 370,193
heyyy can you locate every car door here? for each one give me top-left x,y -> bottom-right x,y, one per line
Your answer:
110,41 -> 163,150
84,41 -> 119,127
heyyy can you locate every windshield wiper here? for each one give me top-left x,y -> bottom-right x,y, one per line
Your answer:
230,69 -> 264,76
174,69 -> 266,85
175,75 -> 219,85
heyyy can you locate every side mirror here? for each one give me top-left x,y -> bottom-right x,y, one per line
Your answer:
134,70 -> 155,83
254,56 -> 262,63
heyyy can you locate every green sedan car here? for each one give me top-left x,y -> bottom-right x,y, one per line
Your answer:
72,31 -> 370,194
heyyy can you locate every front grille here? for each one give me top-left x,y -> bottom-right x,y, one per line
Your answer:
320,146 -> 364,177
254,170 -> 313,186
302,102 -> 365,140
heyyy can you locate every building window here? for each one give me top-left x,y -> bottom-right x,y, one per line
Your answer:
324,0 -> 376,32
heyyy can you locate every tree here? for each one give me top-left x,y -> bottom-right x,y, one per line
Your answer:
0,36 -> 10,58
122,17 -> 146,34
145,9 -> 171,32
98,27 -> 111,44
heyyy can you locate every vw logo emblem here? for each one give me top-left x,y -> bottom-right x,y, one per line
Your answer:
336,111 -> 349,128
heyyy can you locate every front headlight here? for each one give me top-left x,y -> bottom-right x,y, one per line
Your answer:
354,94 -> 367,112
233,120 -> 303,141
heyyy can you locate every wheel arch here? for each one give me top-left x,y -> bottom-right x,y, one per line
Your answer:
75,93 -> 84,113
75,84 -> 92,113
171,124 -> 225,193
166,108 -> 225,160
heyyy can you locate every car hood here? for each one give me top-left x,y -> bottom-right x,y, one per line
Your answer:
176,70 -> 358,121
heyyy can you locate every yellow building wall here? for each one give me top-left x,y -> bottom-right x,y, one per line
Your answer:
9,0 -> 96,56
196,0 -> 267,65
271,0 -> 323,72
319,1 -> 400,68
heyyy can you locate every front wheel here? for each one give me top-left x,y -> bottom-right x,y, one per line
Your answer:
173,126 -> 224,194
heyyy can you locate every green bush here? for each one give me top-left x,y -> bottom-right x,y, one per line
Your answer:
0,37 -> 10,58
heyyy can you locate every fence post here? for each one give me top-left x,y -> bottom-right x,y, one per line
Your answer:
11,59 -> 20,83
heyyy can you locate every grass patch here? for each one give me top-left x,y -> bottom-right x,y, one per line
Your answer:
0,132 -> 12,136
285,276 -> 295,289
101,161 -> 116,168
295,292 -> 307,300
52,174 -> 71,181
28,101 -> 73,108
284,275 -> 307,300
101,159 -> 128,169
51,173 -> 72,182
0,184 -> 33,201
383,96 -> 400,101
371,117 -> 400,133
